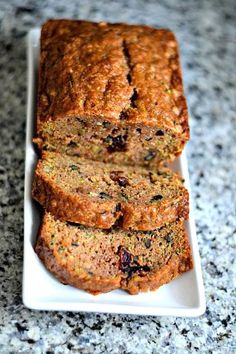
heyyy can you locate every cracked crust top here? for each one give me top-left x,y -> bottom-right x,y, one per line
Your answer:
37,20 -> 188,133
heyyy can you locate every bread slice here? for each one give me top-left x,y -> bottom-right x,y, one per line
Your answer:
34,20 -> 189,168
32,152 -> 189,230
35,213 -> 193,295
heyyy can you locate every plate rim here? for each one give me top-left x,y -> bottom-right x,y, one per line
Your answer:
23,28 -> 206,317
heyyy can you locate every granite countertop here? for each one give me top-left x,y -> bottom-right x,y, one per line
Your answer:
0,0 -> 235,353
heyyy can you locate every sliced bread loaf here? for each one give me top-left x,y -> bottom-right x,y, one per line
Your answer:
32,152 -> 189,230
35,213 -> 193,295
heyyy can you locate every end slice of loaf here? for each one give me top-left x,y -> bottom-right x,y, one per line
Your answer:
32,152 -> 189,230
35,213 -> 193,295
35,213 -> 192,294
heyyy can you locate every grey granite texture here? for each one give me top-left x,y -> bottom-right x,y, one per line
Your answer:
0,0 -> 235,353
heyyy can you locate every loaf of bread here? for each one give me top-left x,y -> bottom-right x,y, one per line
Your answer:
32,152 -> 189,230
35,213 -> 193,295
34,19 -> 189,167
33,20 -> 192,296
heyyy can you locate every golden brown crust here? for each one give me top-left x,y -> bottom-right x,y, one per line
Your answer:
38,20 -> 188,131
35,213 -> 193,294
32,152 -> 189,230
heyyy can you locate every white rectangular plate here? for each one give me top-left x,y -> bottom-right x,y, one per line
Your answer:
23,29 -> 205,316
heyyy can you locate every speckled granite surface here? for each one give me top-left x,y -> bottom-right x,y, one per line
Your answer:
0,0 -> 235,353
